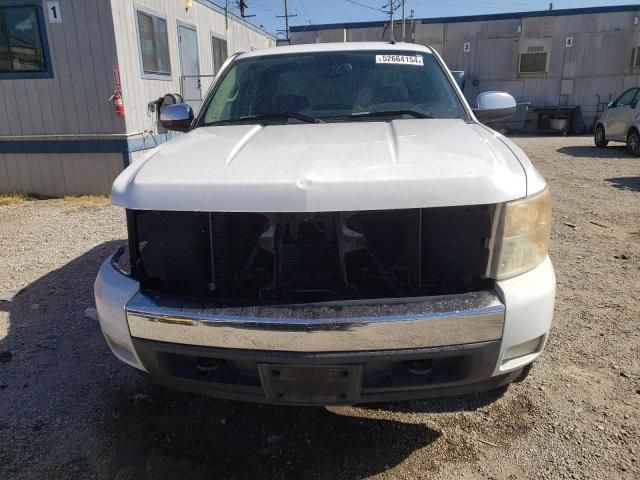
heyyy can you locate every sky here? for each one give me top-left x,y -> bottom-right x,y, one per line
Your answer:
221,0 -> 640,36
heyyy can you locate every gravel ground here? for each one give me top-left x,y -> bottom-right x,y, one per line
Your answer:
0,136 -> 639,479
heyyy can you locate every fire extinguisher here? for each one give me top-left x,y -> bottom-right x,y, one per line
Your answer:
109,90 -> 125,117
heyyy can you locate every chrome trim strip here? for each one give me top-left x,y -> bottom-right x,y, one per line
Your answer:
126,291 -> 505,352
485,203 -> 503,279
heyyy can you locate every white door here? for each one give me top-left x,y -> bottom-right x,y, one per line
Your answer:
178,24 -> 202,112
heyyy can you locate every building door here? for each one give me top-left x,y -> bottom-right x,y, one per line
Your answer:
178,23 -> 202,112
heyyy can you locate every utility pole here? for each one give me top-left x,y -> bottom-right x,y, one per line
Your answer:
276,0 -> 297,41
238,0 -> 255,18
388,1 -> 395,42
285,0 -> 289,38
401,0 -> 406,42
239,0 -> 246,17
409,9 -> 415,43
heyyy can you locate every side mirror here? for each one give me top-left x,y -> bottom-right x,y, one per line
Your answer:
159,103 -> 194,132
473,91 -> 516,123
607,101 -> 614,108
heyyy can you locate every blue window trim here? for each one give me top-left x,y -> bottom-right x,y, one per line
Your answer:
0,1 -> 54,80
0,139 -> 129,154
0,133 -> 177,169
134,4 -> 173,82
0,138 -> 128,168
211,31 -> 228,75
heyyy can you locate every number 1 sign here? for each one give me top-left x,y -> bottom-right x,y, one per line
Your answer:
47,1 -> 62,23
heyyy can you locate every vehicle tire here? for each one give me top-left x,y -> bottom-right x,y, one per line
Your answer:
594,124 -> 608,147
627,129 -> 640,157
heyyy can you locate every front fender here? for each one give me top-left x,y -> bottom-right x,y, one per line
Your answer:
594,110 -> 608,134
627,119 -> 640,137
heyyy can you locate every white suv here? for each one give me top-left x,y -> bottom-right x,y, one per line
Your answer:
594,87 -> 640,156
94,43 -> 555,405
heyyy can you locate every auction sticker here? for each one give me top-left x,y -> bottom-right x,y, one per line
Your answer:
375,54 -> 424,66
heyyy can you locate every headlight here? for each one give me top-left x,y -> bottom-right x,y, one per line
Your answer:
489,188 -> 551,280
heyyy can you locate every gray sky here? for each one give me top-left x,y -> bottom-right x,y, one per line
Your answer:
225,0 -> 640,36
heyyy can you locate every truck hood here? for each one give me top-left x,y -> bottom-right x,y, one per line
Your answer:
112,119 -> 527,212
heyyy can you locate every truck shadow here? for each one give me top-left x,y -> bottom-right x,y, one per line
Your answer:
104,385 -> 441,479
359,386 -> 507,414
605,176 -> 640,192
0,242 -> 498,479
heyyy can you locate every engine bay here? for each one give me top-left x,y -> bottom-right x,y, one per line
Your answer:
127,206 -> 496,305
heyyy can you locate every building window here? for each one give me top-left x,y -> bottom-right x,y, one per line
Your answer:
519,52 -> 548,74
211,35 -> 228,75
0,5 -> 47,74
136,10 -> 171,76
630,47 -> 640,68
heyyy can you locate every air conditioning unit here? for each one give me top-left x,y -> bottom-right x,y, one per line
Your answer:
520,45 -> 549,74
527,45 -> 545,53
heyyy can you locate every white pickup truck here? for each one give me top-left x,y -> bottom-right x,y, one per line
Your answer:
95,42 -> 555,405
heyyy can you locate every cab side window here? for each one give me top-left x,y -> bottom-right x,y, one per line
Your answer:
613,88 -> 639,107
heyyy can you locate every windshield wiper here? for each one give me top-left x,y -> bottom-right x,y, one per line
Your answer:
348,110 -> 433,120
240,112 -> 323,123
204,112 -> 323,126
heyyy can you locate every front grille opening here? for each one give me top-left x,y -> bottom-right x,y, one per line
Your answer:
129,206 -> 495,305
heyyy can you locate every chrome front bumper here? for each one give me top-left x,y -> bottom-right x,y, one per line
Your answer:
126,291 -> 505,352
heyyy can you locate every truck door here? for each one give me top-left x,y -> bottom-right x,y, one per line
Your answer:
605,88 -> 640,140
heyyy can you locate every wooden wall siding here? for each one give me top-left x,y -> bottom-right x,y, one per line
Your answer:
0,153 -> 123,196
110,0 -> 274,135
0,0 -> 124,136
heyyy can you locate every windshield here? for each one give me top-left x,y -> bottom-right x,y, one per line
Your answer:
198,50 -> 467,126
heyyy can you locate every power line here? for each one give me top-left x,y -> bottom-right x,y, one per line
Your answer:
344,0 -> 385,12
382,0 -> 403,12
291,0 -> 311,24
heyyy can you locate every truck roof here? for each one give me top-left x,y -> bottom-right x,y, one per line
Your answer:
239,42 -> 433,59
